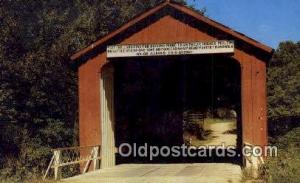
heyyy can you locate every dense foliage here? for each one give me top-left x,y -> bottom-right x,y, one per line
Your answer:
268,41 -> 300,119
259,41 -> 300,183
267,41 -> 300,136
0,0 -> 189,181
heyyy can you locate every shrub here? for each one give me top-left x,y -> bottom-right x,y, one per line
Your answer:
259,127 -> 300,183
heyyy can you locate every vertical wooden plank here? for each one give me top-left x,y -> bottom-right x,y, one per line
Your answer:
100,65 -> 116,168
238,53 -> 255,168
241,58 -> 254,145
54,150 -> 61,180
252,59 -> 267,147
261,62 -> 268,147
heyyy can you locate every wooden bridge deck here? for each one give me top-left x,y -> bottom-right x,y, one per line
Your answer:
64,163 -> 242,183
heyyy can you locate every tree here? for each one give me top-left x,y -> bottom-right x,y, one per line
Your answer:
0,0 -> 175,180
267,41 -> 300,135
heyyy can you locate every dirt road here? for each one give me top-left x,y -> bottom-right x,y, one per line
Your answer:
205,120 -> 236,146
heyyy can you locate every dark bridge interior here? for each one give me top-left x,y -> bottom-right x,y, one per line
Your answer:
113,54 -> 241,164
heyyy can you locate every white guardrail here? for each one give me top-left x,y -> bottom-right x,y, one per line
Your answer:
43,145 -> 101,180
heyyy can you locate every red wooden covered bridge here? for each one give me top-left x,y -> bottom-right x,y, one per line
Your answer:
64,0 -> 273,178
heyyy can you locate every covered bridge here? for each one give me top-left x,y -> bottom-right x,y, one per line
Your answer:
71,0 -> 273,170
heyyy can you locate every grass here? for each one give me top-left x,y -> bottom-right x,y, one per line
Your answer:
260,127 -> 300,183
0,155 -> 77,183
242,127 -> 300,183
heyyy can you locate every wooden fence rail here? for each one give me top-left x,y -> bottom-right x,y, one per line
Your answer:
43,145 -> 101,180
184,111 -> 205,127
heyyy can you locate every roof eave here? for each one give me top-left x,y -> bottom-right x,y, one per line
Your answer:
71,1 -> 273,63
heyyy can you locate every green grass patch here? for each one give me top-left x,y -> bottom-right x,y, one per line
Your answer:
256,127 -> 300,183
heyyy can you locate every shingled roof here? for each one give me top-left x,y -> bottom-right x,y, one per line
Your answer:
71,0 -> 273,63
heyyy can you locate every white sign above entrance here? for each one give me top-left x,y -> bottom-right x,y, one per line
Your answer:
107,40 -> 234,58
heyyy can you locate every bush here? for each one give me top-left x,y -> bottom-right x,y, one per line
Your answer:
259,127 -> 300,183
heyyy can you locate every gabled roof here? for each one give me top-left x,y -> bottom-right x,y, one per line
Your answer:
71,0 -> 273,63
